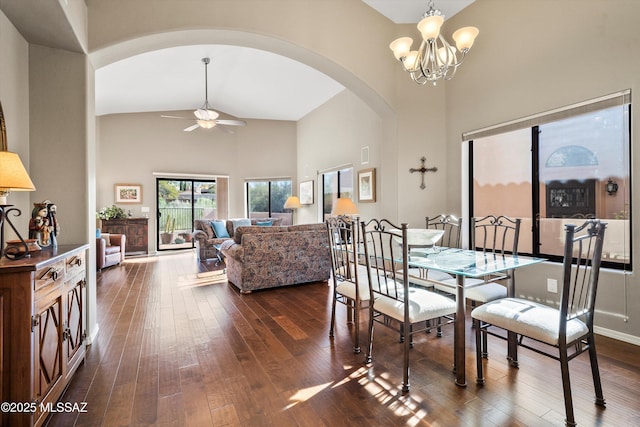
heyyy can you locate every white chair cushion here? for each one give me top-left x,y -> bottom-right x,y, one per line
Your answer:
335,279 -> 370,301
373,287 -> 456,324
464,282 -> 507,303
398,268 -> 453,289
471,298 -> 589,346
433,277 -> 482,293
434,278 -> 506,303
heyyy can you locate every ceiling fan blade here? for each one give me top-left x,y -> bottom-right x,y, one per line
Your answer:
215,119 -> 247,126
216,125 -> 235,134
161,115 -> 189,120
184,124 -> 200,132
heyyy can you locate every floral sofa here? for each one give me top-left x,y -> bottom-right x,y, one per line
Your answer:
193,218 -> 283,262
219,223 -> 331,293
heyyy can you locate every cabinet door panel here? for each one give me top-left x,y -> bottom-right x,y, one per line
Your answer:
34,297 -> 63,401
65,278 -> 85,365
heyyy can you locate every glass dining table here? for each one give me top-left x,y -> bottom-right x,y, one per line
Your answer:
407,247 -> 546,386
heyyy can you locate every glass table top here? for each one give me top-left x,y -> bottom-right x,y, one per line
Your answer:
408,247 -> 546,278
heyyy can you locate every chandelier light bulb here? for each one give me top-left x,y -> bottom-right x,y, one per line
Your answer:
389,37 -> 413,60
452,26 -> 479,52
403,51 -> 420,71
417,15 -> 444,41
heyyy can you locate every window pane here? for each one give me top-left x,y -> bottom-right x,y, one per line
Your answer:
339,168 -> 354,200
539,105 -> 630,265
247,181 -> 269,219
323,171 -> 337,218
270,180 -> 292,214
246,179 -> 293,224
473,128 -> 532,254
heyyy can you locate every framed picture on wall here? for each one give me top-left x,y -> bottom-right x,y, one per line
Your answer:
115,184 -> 142,203
358,168 -> 376,203
299,180 -> 314,205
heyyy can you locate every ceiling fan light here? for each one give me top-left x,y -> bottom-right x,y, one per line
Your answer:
197,120 -> 216,129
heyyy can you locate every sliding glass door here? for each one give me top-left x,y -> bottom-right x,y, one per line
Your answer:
156,177 -> 228,251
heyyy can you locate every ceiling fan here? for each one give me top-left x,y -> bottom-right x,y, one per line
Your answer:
161,57 -> 247,133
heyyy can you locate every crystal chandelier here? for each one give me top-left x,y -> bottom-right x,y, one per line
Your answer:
389,0 -> 478,85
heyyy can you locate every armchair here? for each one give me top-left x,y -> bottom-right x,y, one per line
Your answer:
97,234 -> 126,271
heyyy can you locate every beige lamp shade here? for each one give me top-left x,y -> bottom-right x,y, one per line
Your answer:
0,151 -> 35,203
284,196 -> 302,209
331,198 -> 358,216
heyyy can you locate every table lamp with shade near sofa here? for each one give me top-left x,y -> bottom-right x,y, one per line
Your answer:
284,196 -> 302,225
331,197 -> 358,217
0,151 -> 36,259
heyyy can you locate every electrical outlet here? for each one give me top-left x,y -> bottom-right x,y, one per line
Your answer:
547,278 -> 558,293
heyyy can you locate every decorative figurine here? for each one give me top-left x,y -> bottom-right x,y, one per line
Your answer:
29,200 -> 60,248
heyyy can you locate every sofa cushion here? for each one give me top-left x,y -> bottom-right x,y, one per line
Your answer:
232,218 -> 252,235
105,245 -> 121,255
195,219 -> 215,239
288,223 -> 326,232
233,225 -> 288,244
256,220 -> 272,226
101,233 -> 112,246
211,220 -> 230,238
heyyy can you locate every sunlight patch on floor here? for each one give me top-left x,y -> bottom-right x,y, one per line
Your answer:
177,270 -> 227,289
284,382 -> 333,409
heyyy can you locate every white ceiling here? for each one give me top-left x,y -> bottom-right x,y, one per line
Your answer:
95,0 -> 475,121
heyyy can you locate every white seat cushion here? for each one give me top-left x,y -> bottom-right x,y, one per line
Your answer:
465,282 -> 507,303
434,278 -> 506,303
398,268 -> 453,289
335,279 -> 370,301
471,298 -> 589,346
373,287 -> 456,324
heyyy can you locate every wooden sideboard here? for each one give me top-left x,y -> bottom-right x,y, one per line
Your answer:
0,244 -> 89,427
101,218 -> 148,255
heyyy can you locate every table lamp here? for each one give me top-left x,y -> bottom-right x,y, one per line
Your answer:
0,151 -> 36,259
284,196 -> 302,224
331,197 -> 358,216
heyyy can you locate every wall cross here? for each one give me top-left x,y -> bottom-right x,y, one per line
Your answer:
409,156 -> 438,189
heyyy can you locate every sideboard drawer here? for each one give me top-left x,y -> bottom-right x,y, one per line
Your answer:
35,261 -> 66,291
65,252 -> 86,277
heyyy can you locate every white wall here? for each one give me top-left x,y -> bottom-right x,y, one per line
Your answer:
0,11 -> 30,235
297,90 -> 384,223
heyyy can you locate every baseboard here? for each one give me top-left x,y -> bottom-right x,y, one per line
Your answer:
86,324 -> 100,345
594,325 -> 640,346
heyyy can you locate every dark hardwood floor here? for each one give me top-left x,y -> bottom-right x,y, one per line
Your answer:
47,251 -> 640,426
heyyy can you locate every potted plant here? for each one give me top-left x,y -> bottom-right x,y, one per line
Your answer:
97,205 -> 127,221
160,214 -> 175,244
178,232 -> 193,242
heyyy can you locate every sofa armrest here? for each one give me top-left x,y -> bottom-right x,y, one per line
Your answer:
193,229 -> 208,242
96,238 -> 106,270
220,240 -> 243,260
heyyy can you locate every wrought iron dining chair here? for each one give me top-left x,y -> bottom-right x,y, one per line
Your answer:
432,215 -> 521,352
327,216 -> 369,353
361,218 -> 457,393
471,220 -> 607,427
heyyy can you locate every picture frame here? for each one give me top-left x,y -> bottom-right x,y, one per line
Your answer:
115,184 -> 142,203
299,180 -> 314,205
358,168 -> 376,203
